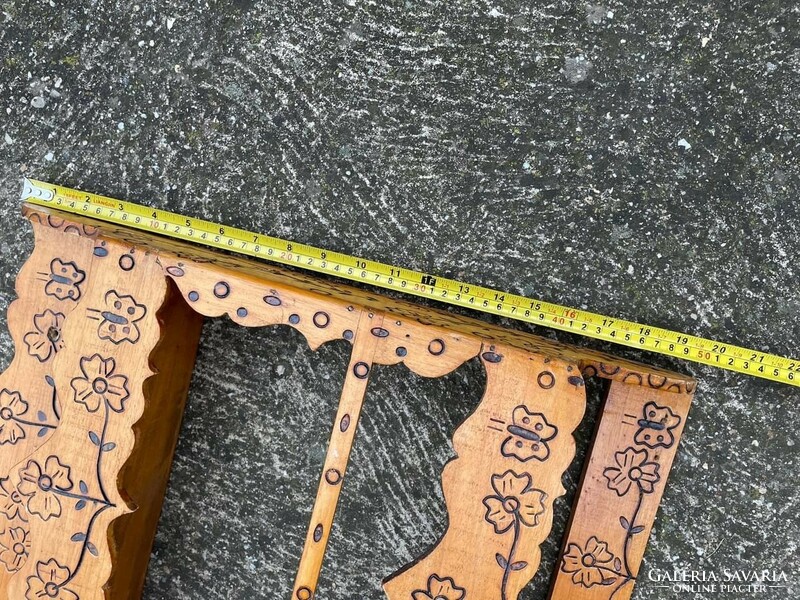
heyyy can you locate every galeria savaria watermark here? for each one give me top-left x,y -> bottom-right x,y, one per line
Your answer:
647,568 -> 791,594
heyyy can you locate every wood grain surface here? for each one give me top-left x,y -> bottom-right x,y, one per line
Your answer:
0,206 -> 695,599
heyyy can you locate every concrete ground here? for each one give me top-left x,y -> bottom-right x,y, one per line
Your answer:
0,1 -> 798,598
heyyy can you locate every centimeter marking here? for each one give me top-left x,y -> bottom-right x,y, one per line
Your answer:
20,178 -> 800,387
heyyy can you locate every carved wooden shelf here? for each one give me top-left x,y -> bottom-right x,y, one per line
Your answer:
0,205 -> 695,599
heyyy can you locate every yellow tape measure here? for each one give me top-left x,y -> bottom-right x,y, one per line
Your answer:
19,178 -> 799,387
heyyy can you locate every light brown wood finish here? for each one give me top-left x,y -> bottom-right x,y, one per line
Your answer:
0,213 -> 203,600
0,204 -> 695,599
383,349 -> 586,600
105,282 -> 204,596
292,311 -> 384,599
549,382 -> 693,600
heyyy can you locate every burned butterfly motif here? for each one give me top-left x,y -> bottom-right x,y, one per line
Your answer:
90,291 -> 147,345
501,406 -> 558,462
634,401 -> 682,449
42,259 -> 85,302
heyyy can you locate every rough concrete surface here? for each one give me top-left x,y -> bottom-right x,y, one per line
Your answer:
0,1 -> 798,599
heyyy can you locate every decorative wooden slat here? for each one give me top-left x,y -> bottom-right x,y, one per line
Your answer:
548,382 -> 693,600
0,205 -> 695,600
0,214 -> 203,600
105,283 -> 203,596
292,311 -> 384,599
383,349 -> 586,600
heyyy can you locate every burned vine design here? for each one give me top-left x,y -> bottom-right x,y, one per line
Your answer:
10,353 -> 128,596
560,401 -> 677,598
483,470 -> 546,600
602,447 -> 661,597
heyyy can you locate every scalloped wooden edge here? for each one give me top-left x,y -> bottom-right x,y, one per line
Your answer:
0,204 -> 696,600
22,204 -> 695,393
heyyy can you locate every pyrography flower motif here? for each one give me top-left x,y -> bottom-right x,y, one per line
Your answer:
482,470 -> 546,534
17,457 -> 74,521
25,558 -> 79,600
0,477 -> 27,521
70,355 -> 129,414
0,390 -> 29,445
96,290 -> 146,344
634,401 -> 681,449
411,574 -> 466,600
501,406 -> 558,462
0,525 -> 30,572
561,536 -> 617,588
23,310 -> 66,362
603,447 -> 661,496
